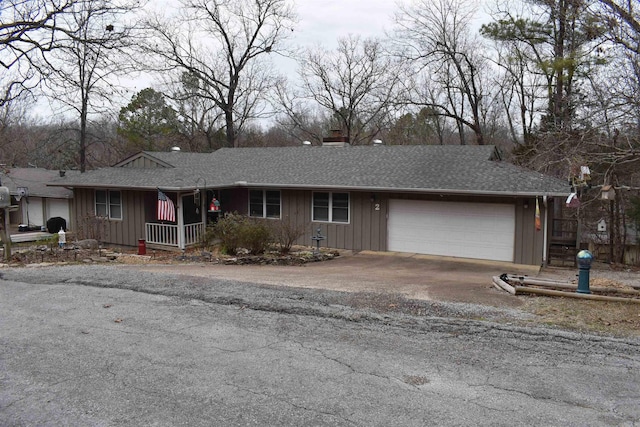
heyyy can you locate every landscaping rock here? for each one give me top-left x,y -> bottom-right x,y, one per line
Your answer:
75,239 -> 99,249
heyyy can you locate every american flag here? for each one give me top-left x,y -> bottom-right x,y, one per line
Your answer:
157,190 -> 175,222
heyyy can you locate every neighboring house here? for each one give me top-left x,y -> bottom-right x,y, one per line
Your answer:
48,144 -> 571,265
1,168 -> 77,230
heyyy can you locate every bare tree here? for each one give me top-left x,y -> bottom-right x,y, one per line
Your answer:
171,72 -> 225,151
591,0 -> 640,130
0,95 -> 41,166
393,0 -> 488,145
482,0 -> 606,134
144,0 -> 295,148
277,35 -> 402,145
481,19 -> 548,145
271,93 -> 328,145
41,0 -> 142,172
598,0 -> 640,54
0,0 -> 75,106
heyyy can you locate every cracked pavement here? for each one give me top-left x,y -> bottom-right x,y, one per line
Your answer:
1,265 -> 639,426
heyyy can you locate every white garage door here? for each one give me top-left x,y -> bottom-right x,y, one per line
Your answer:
388,199 -> 515,262
24,197 -> 44,227
47,199 -> 70,223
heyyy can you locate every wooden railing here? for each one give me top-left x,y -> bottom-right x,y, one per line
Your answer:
549,218 -> 579,266
146,223 -> 179,246
145,222 -> 205,248
184,222 -> 205,246
551,218 -> 578,244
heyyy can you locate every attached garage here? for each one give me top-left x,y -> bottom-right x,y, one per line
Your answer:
22,197 -> 45,227
46,199 -> 71,224
388,199 -> 516,262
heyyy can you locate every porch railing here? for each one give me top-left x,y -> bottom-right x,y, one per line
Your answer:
146,223 -> 179,246
145,222 -> 205,248
184,222 -> 205,246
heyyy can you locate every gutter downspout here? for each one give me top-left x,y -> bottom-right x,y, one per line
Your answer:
543,195 -> 548,267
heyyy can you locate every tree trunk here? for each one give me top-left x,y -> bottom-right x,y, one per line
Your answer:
80,96 -> 88,172
609,199 -> 615,263
225,109 -> 236,148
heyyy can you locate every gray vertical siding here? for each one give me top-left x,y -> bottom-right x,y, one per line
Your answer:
73,188 -> 147,247
514,198 -> 544,265
280,190 -> 387,252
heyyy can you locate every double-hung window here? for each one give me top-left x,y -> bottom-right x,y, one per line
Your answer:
95,190 -> 122,220
249,190 -> 281,219
313,192 -> 349,223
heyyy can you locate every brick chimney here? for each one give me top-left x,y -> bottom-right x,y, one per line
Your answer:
322,129 -> 350,147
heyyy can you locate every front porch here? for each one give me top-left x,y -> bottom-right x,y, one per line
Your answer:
145,222 -> 205,249
142,188 -> 228,250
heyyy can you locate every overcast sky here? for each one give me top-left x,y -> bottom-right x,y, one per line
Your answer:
294,0 -> 398,48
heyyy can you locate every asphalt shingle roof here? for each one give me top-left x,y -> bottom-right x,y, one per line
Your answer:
2,168 -> 78,198
48,145 -> 571,196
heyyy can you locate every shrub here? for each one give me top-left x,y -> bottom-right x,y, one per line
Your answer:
269,219 -> 305,254
76,213 -> 108,242
209,212 -> 272,255
241,220 -> 272,255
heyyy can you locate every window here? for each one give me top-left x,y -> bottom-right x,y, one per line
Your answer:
95,190 -> 122,220
313,192 -> 349,223
249,190 -> 280,219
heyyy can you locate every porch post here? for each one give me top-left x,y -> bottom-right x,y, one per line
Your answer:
200,190 -> 207,225
177,193 -> 185,249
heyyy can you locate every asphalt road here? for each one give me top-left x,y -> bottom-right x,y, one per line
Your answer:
1,265 -> 639,426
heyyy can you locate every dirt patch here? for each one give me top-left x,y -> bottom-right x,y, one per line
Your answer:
520,297 -> 640,337
507,268 -> 640,337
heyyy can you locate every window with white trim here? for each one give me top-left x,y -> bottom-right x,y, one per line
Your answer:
95,190 -> 122,220
249,189 -> 281,218
313,192 -> 349,223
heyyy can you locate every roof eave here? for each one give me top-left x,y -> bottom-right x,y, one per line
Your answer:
48,181 -> 571,197
223,182 -> 572,197
47,183 -> 212,192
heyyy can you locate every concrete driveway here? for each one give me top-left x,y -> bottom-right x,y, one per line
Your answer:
127,251 -> 544,308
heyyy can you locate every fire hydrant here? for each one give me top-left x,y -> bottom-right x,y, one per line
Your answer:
576,250 -> 593,294
138,239 -> 146,255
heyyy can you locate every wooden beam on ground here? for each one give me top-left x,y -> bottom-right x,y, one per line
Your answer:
492,276 -> 516,295
505,275 -> 640,294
